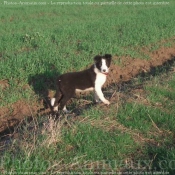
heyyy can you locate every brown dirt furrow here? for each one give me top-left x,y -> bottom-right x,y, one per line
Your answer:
0,100 -> 38,134
105,46 -> 175,87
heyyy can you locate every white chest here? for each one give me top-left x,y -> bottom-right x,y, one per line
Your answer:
95,72 -> 107,87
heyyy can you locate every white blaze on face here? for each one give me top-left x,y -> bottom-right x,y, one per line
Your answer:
101,59 -> 109,73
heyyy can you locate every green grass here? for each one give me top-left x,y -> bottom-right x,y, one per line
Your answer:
1,67 -> 175,173
1,0 -> 175,174
1,0 -> 175,106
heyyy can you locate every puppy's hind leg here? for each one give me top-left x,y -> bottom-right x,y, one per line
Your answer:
59,91 -> 74,113
51,98 -> 58,111
51,89 -> 62,111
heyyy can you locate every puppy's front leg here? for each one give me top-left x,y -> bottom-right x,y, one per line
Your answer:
94,91 -> 100,103
95,85 -> 110,105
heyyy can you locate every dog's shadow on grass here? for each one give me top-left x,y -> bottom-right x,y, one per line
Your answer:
28,69 -> 97,117
28,69 -> 61,111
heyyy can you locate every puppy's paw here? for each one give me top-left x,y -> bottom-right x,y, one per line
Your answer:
62,106 -> 72,114
95,99 -> 101,103
53,106 -> 58,111
63,109 -> 71,114
103,99 -> 110,105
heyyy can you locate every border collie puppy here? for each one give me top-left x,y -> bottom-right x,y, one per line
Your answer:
51,54 -> 112,113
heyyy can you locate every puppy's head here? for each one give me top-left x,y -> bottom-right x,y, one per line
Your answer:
94,54 -> 112,75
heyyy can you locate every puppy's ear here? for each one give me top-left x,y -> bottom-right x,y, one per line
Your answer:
104,54 -> 112,63
104,54 -> 112,59
94,55 -> 102,62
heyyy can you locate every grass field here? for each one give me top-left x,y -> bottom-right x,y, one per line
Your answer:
1,0 -> 175,174
1,0 -> 175,106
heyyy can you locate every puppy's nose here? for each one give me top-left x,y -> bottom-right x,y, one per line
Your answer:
103,69 -> 106,72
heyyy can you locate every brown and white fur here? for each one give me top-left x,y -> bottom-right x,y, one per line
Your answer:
51,54 -> 112,113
